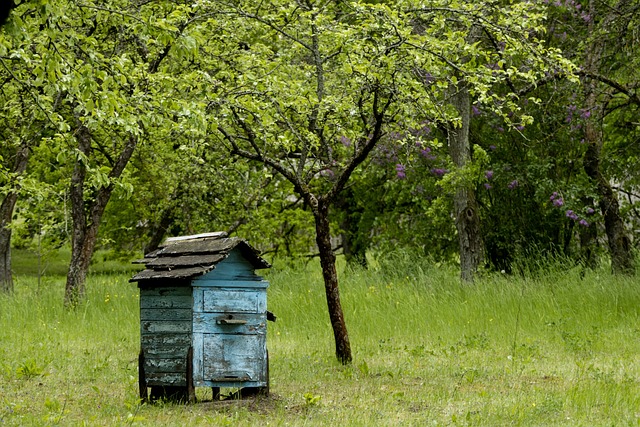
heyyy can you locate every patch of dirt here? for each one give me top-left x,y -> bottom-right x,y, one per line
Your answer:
198,393 -> 283,415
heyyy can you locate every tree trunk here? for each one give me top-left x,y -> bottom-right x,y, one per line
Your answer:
65,124 -> 92,307
583,128 -> 634,274
144,206 -> 174,254
448,82 -> 484,282
581,0 -> 634,275
0,140 -> 30,293
64,129 -> 138,307
310,196 -> 352,364
65,222 -> 98,306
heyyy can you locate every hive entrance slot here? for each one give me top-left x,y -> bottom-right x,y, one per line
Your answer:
216,314 -> 248,325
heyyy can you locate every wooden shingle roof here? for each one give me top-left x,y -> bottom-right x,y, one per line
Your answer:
130,232 -> 270,282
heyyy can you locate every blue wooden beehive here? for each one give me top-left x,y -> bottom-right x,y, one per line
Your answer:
130,232 -> 272,402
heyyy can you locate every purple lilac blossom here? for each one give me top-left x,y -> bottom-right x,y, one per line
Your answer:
339,135 -> 351,147
484,183 -> 492,190
508,180 -> 519,190
579,219 -> 589,227
485,170 -> 494,180
388,131 -> 403,141
586,207 -> 595,215
430,168 -> 447,177
553,198 -> 564,207
420,148 -> 437,160
566,210 -> 579,220
395,164 -> 406,179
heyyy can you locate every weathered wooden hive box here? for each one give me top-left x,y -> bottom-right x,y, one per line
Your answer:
130,232 -> 272,402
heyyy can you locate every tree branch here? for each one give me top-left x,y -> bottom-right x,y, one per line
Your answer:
326,85 -> 392,203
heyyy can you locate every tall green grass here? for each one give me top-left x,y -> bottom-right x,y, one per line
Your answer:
1,251 -> 639,426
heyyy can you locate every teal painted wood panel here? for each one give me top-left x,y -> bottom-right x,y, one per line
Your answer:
202,333 -> 266,383
140,287 -> 192,297
140,308 -> 191,321
145,372 -> 186,387
192,312 -> 266,335
140,295 -> 192,309
141,320 -> 191,334
193,249 -> 263,282
141,334 -> 190,358
195,379 -> 265,388
191,279 -> 268,289
192,332 -> 204,385
140,286 -> 192,309
202,289 -> 266,313
144,357 -> 187,374
193,288 -> 204,312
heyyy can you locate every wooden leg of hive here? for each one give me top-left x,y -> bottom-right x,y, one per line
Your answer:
211,387 -> 221,401
138,350 -> 148,403
187,347 -> 196,403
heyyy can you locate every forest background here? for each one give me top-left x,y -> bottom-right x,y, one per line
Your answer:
1,0 -> 639,356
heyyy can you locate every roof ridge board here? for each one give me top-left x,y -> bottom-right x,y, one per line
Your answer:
163,231 -> 228,243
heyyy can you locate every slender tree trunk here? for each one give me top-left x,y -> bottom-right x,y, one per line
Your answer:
144,206 -> 174,254
0,215 -> 14,293
583,123 -> 633,274
0,141 -> 30,293
65,223 -> 98,306
310,196 -> 352,364
582,0 -> 634,275
448,82 -> 484,282
65,125 -> 91,306
65,129 -> 138,307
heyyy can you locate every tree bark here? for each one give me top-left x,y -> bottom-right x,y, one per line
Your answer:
310,196 -> 352,364
144,205 -> 174,254
65,124 -> 92,306
583,123 -> 633,274
0,140 -> 30,293
448,82 -> 484,282
64,128 -> 138,307
581,0 -> 634,275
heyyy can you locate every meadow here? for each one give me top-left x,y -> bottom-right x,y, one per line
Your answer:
1,250 -> 640,426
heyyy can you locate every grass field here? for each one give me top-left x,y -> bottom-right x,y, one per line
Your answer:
1,250 -> 640,426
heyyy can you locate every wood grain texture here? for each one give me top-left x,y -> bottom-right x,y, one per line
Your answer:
203,334 -> 267,384
193,312 -> 266,334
